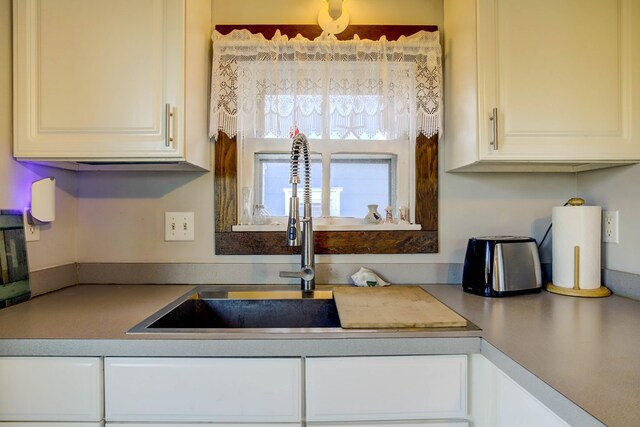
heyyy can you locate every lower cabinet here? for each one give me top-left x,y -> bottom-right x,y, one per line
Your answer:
104,356 -> 467,426
306,355 -> 468,423
470,355 -> 570,427
105,424 -> 294,427
0,357 -> 103,423
104,357 -> 302,423
0,424 -> 102,427
0,354 -> 572,426
103,425 -> 463,427
315,424 -> 467,427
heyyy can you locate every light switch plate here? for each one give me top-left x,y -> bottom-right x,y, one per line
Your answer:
165,212 -> 195,241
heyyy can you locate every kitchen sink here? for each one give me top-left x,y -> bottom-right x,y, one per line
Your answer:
128,287 -> 342,333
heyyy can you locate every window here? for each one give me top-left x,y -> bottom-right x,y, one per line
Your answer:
330,154 -> 395,217
238,137 -> 411,227
212,25 -> 440,255
253,152 -> 324,217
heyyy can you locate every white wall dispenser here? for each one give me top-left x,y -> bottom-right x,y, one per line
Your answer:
29,177 -> 56,224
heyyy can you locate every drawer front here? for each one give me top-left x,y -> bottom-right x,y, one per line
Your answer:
306,355 -> 467,422
105,357 -> 301,422
105,424 -> 298,427
313,423 -> 468,427
0,423 -> 103,427
0,357 -> 103,422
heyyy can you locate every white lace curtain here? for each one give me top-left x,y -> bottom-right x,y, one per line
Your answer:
209,29 -> 442,141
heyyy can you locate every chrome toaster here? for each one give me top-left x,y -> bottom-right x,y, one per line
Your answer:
462,236 -> 542,297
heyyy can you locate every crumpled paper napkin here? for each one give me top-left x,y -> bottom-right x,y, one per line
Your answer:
350,267 -> 390,287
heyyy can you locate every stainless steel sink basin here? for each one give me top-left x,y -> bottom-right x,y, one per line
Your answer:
128,287 -> 342,333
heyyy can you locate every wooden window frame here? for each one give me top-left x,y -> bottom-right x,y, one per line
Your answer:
213,25 -> 438,255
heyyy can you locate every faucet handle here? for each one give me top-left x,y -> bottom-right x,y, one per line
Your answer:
286,196 -> 300,246
287,216 -> 298,242
279,267 -> 315,282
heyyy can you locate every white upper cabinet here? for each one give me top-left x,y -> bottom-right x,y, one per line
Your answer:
12,0 -> 211,170
444,0 -> 640,172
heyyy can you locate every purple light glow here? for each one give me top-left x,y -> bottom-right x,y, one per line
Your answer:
0,160 -> 48,210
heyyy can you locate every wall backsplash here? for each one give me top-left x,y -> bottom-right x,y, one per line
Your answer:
73,262 -> 640,301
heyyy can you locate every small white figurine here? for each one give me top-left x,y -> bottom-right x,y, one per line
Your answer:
399,205 -> 410,224
364,204 -> 383,224
385,205 -> 395,224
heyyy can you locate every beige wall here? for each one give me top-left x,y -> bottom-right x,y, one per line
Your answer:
11,0 -> 636,284
73,0 -> 577,279
0,0 -> 77,273
578,165 -> 640,276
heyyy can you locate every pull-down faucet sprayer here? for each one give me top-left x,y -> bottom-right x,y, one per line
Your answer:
279,133 -> 315,292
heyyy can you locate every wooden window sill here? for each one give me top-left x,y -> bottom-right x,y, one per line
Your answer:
231,223 -> 422,232
215,230 -> 437,255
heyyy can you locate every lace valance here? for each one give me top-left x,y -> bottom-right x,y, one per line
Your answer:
209,29 -> 442,140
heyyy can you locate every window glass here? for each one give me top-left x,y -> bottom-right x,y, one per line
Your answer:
330,155 -> 395,217
254,152 -> 396,219
256,154 -> 323,217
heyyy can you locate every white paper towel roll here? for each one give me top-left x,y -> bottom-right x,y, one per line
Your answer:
552,205 -> 601,289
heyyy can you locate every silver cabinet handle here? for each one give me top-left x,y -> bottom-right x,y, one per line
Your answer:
165,104 -> 174,147
489,107 -> 498,150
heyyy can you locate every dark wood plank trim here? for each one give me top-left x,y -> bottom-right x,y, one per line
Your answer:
216,231 -> 437,255
214,132 -> 237,233
415,133 -> 438,231
215,25 -> 438,41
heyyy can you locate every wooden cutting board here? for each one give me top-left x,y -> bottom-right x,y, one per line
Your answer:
333,286 -> 467,329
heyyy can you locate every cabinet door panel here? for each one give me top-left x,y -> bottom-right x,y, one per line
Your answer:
38,0 -> 162,131
494,370 -> 569,427
471,355 -> 569,427
499,1 -> 620,135
104,357 -> 301,422
0,357 -> 103,422
0,423 -> 102,427
312,423 -> 468,427
13,0 -> 184,158
105,424 -> 298,427
477,0 -> 638,160
306,355 -> 467,422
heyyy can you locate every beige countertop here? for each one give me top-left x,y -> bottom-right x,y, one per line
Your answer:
426,285 -> 640,427
0,283 -> 638,426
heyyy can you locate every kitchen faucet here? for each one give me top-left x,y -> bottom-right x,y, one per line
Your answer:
279,133 -> 315,292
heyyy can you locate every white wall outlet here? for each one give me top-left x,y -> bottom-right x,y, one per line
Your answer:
23,209 -> 40,242
165,212 -> 195,241
603,210 -> 619,243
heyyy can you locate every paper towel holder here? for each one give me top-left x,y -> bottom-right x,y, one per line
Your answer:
547,281 -> 611,298
546,198 -> 611,298
546,247 -> 611,297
